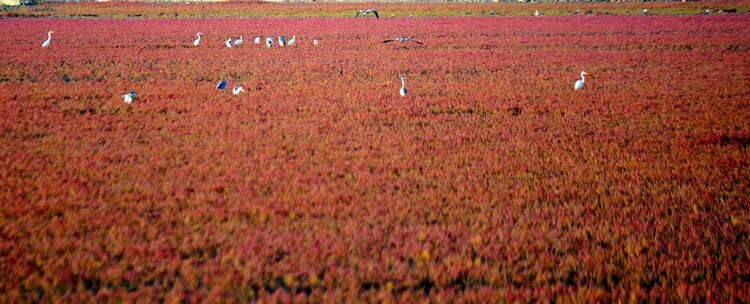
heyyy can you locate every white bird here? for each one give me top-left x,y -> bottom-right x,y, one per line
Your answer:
225,38 -> 233,48
288,35 -> 296,46
42,31 -> 54,48
254,36 -> 262,44
232,86 -> 245,95
123,91 -> 136,104
382,37 -> 424,45
233,35 -> 243,46
642,9 -> 649,15
193,32 -> 202,46
313,39 -> 319,46
574,71 -> 589,90
534,10 -> 541,17
399,75 -> 408,97
355,9 -> 379,18
278,36 -> 286,47
266,37 -> 273,48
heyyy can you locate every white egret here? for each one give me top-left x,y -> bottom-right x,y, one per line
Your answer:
193,32 -> 202,46
355,9 -> 379,18
574,71 -> 589,90
42,31 -> 54,48
232,86 -> 245,95
278,36 -> 286,47
254,36 -> 261,44
266,37 -> 273,48
399,75 -> 408,97
313,39 -> 319,46
225,38 -> 233,48
382,37 -> 424,45
642,9 -> 648,15
288,35 -> 296,46
217,80 -> 228,90
123,91 -> 136,104
233,35 -> 243,46
534,10 -> 541,17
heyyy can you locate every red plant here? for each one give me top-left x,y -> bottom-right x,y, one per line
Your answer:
0,13 -> 749,302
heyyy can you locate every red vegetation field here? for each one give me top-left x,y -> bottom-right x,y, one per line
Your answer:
1,14 -> 749,302
3,0 -> 750,18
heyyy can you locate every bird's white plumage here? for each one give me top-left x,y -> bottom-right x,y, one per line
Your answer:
193,33 -> 202,47
42,31 -> 53,48
254,36 -> 262,44
288,35 -> 296,46
574,71 -> 588,90
225,38 -> 233,48
123,91 -> 136,104
232,86 -> 245,95
233,36 -> 243,46
266,37 -> 273,48
313,39 -> 319,46
278,36 -> 286,47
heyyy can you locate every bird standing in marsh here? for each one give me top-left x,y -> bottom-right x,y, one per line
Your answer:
574,71 -> 589,90
42,31 -> 54,48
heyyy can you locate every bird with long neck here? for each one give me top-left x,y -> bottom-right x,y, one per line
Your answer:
42,31 -> 54,48
399,75 -> 408,97
233,35 -> 243,46
193,33 -> 202,46
225,38 -> 233,48
574,71 -> 589,90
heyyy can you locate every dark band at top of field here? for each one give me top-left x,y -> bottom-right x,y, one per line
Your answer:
2,0 -> 749,19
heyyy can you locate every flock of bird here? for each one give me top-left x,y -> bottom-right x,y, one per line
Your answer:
39,8 -> 593,105
193,32 -> 303,49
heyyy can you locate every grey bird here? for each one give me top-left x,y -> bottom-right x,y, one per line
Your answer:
216,80 -> 228,90
355,9 -> 379,18
382,37 -> 424,45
